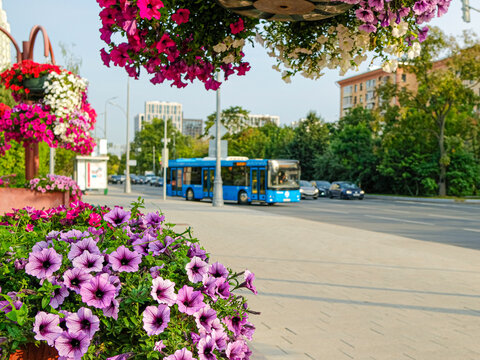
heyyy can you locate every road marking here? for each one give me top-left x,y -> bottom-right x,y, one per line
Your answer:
363,215 -> 433,226
426,213 -> 479,222
313,208 -> 349,214
463,228 -> 480,233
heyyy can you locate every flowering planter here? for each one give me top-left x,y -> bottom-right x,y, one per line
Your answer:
9,343 -> 58,360
22,75 -> 47,101
0,188 -> 70,215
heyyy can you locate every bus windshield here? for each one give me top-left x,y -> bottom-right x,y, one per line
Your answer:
268,160 -> 300,189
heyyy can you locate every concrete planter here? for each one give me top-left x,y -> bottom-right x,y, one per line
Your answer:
9,343 -> 58,360
0,188 -> 70,215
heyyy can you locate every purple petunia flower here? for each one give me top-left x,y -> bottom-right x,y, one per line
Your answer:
68,237 -> 100,261
154,340 -> 166,352
187,243 -> 207,260
226,340 -> 246,360
32,241 -> 50,253
25,248 -> 62,279
14,258 -> 27,270
72,251 -> 104,273
212,327 -> 228,350
149,265 -> 165,279
103,207 -> 131,227
418,26 -> 429,42
165,348 -> 196,360
142,305 -> 171,336
46,230 -> 60,241
198,336 -> 217,360
60,229 -> 86,243
177,285 -> 206,315
216,279 -> 230,300
194,305 -> 217,333
208,262 -> 228,280
359,23 -> 377,33
106,353 -> 135,360
148,239 -> 167,256
55,331 -> 91,360
102,297 -> 120,319
151,277 -> 177,306
58,310 -> 72,331
145,211 -> 165,228
355,8 -> 375,22
186,257 -> 208,283
413,0 -> 429,15
109,245 -> 142,273
241,321 -> 256,341
63,268 -> 93,294
132,238 -> 149,256
66,307 -> 100,339
368,0 -> 384,11
50,281 -> 69,309
33,312 -> 62,346
223,314 -> 247,337
241,270 -> 257,295
80,273 -> 116,309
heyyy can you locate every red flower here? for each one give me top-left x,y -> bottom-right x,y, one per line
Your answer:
230,18 -> 244,34
155,34 -> 176,54
138,0 -> 164,20
171,9 -> 190,25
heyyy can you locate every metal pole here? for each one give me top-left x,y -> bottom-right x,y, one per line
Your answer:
212,72 -> 224,207
49,148 -> 55,174
153,145 -> 155,174
163,118 -> 167,201
124,79 -> 131,193
104,101 -> 107,140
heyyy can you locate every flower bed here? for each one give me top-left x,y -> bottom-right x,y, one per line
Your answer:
0,199 -> 257,359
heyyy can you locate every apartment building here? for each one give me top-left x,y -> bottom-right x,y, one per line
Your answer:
134,101 -> 183,134
134,113 -> 145,134
182,118 -> 203,138
247,114 -> 280,127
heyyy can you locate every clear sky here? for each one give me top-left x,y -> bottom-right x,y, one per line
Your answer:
3,0 -> 480,149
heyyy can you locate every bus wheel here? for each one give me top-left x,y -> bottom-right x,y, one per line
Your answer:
186,189 -> 194,201
238,191 -> 249,205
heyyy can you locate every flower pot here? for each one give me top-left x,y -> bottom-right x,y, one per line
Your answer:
9,343 -> 58,360
216,0 -> 352,21
22,75 -> 47,101
0,188 -> 70,215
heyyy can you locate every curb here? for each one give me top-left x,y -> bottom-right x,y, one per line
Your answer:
366,195 -> 480,204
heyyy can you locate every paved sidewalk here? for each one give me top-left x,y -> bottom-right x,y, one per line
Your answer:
85,188 -> 480,360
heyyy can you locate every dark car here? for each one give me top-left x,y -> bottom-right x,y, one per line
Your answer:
149,176 -> 159,186
109,174 -> 125,184
130,175 -> 140,184
329,181 -> 365,200
138,175 -> 147,184
153,177 -> 164,187
310,180 -> 331,197
300,180 -> 319,199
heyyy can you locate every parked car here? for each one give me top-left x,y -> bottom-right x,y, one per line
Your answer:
310,180 -> 331,197
130,174 -> 140,184
153,177 -> 164,187
299,180 -> 319,199
329,181 -> 365,200
109,174 -> 125,184
149,176 -> 159,186
138,175 -> 148,184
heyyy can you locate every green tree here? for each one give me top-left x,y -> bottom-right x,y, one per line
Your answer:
286,111 -> 330,180
204,106 -> 250,135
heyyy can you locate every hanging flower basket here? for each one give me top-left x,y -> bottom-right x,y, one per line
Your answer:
216,0 -> 353,21
97,0 -> 451,88
22,75 -> 48,102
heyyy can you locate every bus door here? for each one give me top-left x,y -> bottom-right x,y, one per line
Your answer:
170,168 -> 183,196
202,168 -> 214,198
250,167 -> 266,201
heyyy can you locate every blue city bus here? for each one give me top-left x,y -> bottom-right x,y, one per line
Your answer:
166,157 -> 301,204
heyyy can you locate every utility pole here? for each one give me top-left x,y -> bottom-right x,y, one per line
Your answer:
162,119 -> 168,201
212,72 -> 224,207
462,0 -> 480,22
153,145 -> 155,174
124,78 -> 131,194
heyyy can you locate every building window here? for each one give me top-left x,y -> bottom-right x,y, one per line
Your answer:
366,79 -> 376,89
360,82 -> 363,91
359,95 -> 363,103
354,96 -> 357,105
354,84 -> 357,92
402,74 -> 407,82
343,85 -> 353,95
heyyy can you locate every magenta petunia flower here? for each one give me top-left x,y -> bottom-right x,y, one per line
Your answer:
165,348 -> 196,360
154,340 -> 166,352
33,312 -> 62,346
151,277 -> 177,306
72,251 -> 104,273
229,18 -> 244,34
25,248 -> 62,279
54,331 -> 91,360
149,264 -> 165,279
138,0 -> 164,20
187,243 -> 207,260
194,305 -> 217,333
216,279 -> 230,300
68,237 -> 100,261
223,314 -> 247,337
177,285 -> 205,315
226,340 -> 246,360
63,268 -> 93,294
142,305 -> 171,336
66,307 -> 100,339
186,257 -> 208,283
355,8 -> 375,22
145,211 -> 165,228
208,262 -> 228,279
242,270 -> 257,295
109,245 -> 142,272
198,336 -> 217,360
80,273 -> 116,309
171,9 -> 190,25
103,207 -> 131,227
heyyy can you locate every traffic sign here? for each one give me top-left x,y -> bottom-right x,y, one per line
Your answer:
208,123 -> 228,139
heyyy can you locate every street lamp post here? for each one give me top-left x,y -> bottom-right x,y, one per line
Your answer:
212,72 -> 224,207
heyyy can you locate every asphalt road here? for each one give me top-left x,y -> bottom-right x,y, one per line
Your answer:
113,184 -> 480,251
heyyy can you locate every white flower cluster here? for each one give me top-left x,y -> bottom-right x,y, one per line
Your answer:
43,72 -> 87,119
259,21 -> 423,82
213,36 -> 246,64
